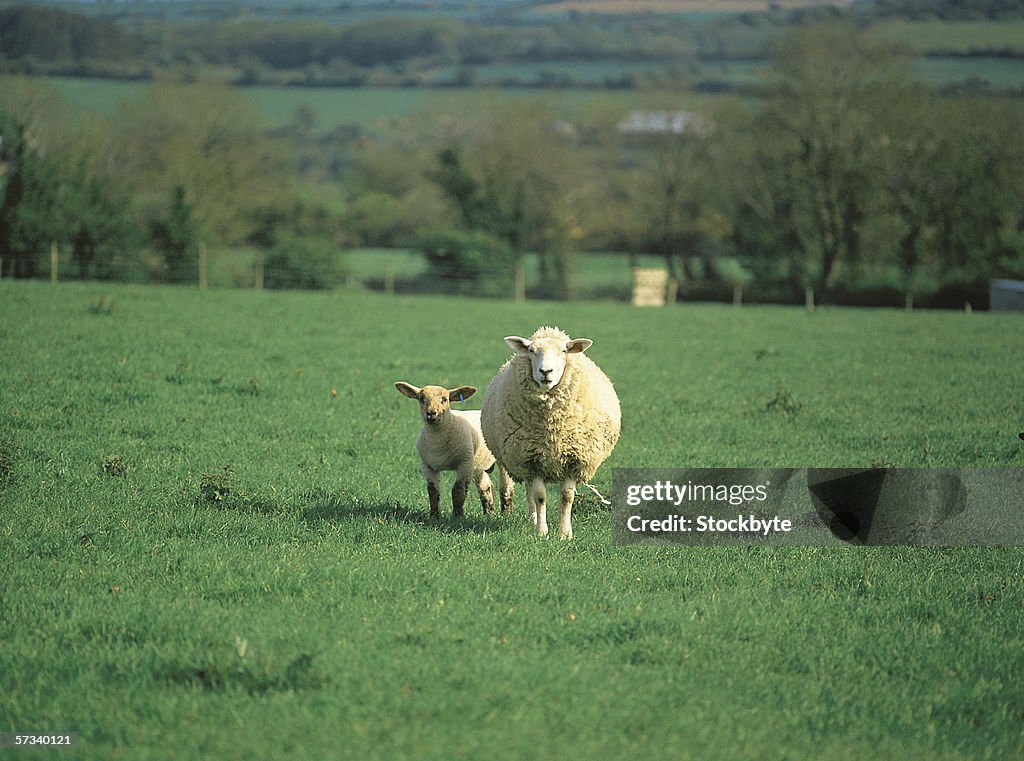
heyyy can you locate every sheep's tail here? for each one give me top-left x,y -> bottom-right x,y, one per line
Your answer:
580,481 -> 611,506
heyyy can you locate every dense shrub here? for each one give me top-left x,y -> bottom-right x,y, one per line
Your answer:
263,237 -> 346,290
416,228 -> 517,298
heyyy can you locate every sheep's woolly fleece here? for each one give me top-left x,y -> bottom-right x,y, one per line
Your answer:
481,325 -> 621,484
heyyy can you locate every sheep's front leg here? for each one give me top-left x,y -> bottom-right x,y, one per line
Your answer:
558,478 -> 576,540
451,467 -> 471,518
528,478 -> 548,538
421,464 -> 442,519
476,470 -> 495,513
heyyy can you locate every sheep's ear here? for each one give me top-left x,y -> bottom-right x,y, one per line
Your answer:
566,338 -> 593,354
448,386 -> 476,403
395,381 -> 421,399
505,336 -> 531,355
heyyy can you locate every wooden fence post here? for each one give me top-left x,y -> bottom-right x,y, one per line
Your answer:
514,259 -> 526,303
50,241 -> 58,284
805,286 -> 815,312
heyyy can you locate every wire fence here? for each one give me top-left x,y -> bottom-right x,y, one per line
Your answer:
2,243 -> 1005,311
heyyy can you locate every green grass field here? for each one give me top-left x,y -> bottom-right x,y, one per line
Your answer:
868,19 -> 1024,55
48,78 -> 667,135
2,281 -> 1022,760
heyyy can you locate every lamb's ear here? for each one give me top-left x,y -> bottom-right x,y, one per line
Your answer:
395,381 -> 421,399
504,336 -> 531,355
566,338 -> 593,354
448,385 -> 476,403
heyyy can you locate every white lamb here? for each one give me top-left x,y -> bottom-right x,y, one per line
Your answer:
395,382 -> 512,518
481,326 -> 621,539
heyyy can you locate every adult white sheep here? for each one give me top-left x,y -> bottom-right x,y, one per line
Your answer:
481,326 -> 620,539
395,382 -> 512,518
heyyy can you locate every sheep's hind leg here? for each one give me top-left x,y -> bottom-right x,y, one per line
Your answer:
528,478 -> 548,538
476,470 -> 495,514
498,467 -> 515,515
558,478 -> 576,540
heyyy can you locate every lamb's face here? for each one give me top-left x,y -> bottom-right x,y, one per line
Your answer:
417,385 -> 452,424
395,382 -> 476,425
505,334 -> 593,391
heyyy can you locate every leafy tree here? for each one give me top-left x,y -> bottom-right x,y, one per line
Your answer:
342,130 -> 451,247
623,110 -> 734,291
108,83 -> 288,250
149,186 -> 198,284
0,80 -> 140,280
0,119 -> 60,278
263,235 -> 345,291
872,88 -> 1024,295
429,100 -> 583,297
927,98 -> 1024,281
66,166 -> 138,280
742,23 -> 906,298
0,6 -> 140,64
431,145 -> 486,231
417,228 -> 516,297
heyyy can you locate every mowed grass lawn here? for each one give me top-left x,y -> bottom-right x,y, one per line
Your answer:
1,281 -> 1022,760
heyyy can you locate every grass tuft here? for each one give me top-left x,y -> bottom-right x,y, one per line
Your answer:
101,454 -> 129,477
765,386 -> 801,416
199,463 -> 236,504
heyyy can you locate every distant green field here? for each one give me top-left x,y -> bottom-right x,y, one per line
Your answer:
426,60 -> 677,85
45,43 -> 1023,139
48,78 -> 662,134
50,79 -> 435,132
912,56 -> 1024,90
869,19 -> 1024,55
2,281 -> 1022,760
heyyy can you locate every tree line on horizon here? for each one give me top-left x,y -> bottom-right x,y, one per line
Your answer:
2,1 -> 1023,89
0,21 -> 1022,305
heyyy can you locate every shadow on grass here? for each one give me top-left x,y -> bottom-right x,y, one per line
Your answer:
299,488 -> 513,535
162,653 -> 325,695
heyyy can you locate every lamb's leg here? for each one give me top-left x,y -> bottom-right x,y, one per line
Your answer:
427,480 -> 441,519
451,480 -> 468,518
528,478 -> 548,538
476,469 -> 495,514
422,464 -> 441,519
498,466 -> 515,515
558,478 -> 576,540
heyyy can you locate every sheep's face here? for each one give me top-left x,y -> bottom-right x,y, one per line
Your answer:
505,334 -> 593,391
395,382 -> 476,425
